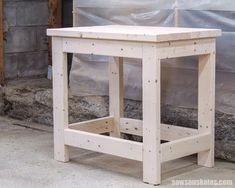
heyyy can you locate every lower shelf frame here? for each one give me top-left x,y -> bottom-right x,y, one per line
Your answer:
65,117 -> 211,163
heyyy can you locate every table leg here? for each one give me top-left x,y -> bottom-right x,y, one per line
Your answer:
198,43 -> 216,167
109,57 -> 124,137
142,44 -> 161,185
52,37 -> 69,162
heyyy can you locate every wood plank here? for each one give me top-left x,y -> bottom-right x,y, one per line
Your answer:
69,116 -> 114,134
109,57 -> 124,137
120,118 -> 198,141
48,0 -> 62,65
161,133 -> 211,162
48,0 -> 62,28
61,38 -> 215,60
120,118 -> 143,136
157,38 -> 215,59
142,43 -> 161,185
47,25 -> 221,42
198,41 -> 216,167
62,38 -> 142,58
64,129 -> 143,161
52,37 -> 69,162
0,0 -> 4,83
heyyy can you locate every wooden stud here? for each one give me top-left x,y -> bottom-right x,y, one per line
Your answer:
142,44 -> 161,185
69,116 -> 114,134
48,0 -> 62,65
52,37 -> 69,162
161,132 -> 211,163
156,38 -> 214,59
64,129 -> 143,161
63,38 -> 142,58
0,0 -> 4,83
198,41 -> 216,167
109,57 -> 124,137
48,0 -> 62,28
61,37 -> 214,60
120,118 -> 143,136
119,118 -> 198,141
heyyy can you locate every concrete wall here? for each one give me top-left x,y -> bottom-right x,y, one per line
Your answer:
3,0 -> 49,79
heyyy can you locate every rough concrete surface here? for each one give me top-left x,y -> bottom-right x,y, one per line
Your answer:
0,78 -> 234,162
3,0 -> 48,79
0,117 -> 234,188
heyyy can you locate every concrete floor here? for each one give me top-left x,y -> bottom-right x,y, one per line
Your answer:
0,117 -> 234,188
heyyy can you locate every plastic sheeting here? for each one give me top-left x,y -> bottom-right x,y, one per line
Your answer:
70,0 -> 235,114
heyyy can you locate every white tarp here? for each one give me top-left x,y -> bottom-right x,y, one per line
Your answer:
70,0 -> 235,114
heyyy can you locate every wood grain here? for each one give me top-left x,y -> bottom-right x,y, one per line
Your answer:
48,0 -> 62,65
47,25 -> 221,42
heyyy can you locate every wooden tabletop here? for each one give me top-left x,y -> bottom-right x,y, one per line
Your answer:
47,25 -> 221,42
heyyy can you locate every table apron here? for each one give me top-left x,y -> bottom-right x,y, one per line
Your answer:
61,37 -> 215,59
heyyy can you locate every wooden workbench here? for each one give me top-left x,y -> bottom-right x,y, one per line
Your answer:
47,25 -> 221,185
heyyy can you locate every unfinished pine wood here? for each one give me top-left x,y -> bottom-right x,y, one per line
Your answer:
48,25 -> 221,186
69,116 -> 114,134
157,38 -> 214,59
109,57 -> 124,137
161,133 -> 211,162
52,37 -> 69,162
62,37 -> 215,59
198,41 -> 216,167
0,0 -> 4,83
142,44 -> 161,185
119,118 -> 198,141
120,118 -> 142,136
64,129 -> 143,161
47,25 -> 221,42
63,38 -> 142,58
